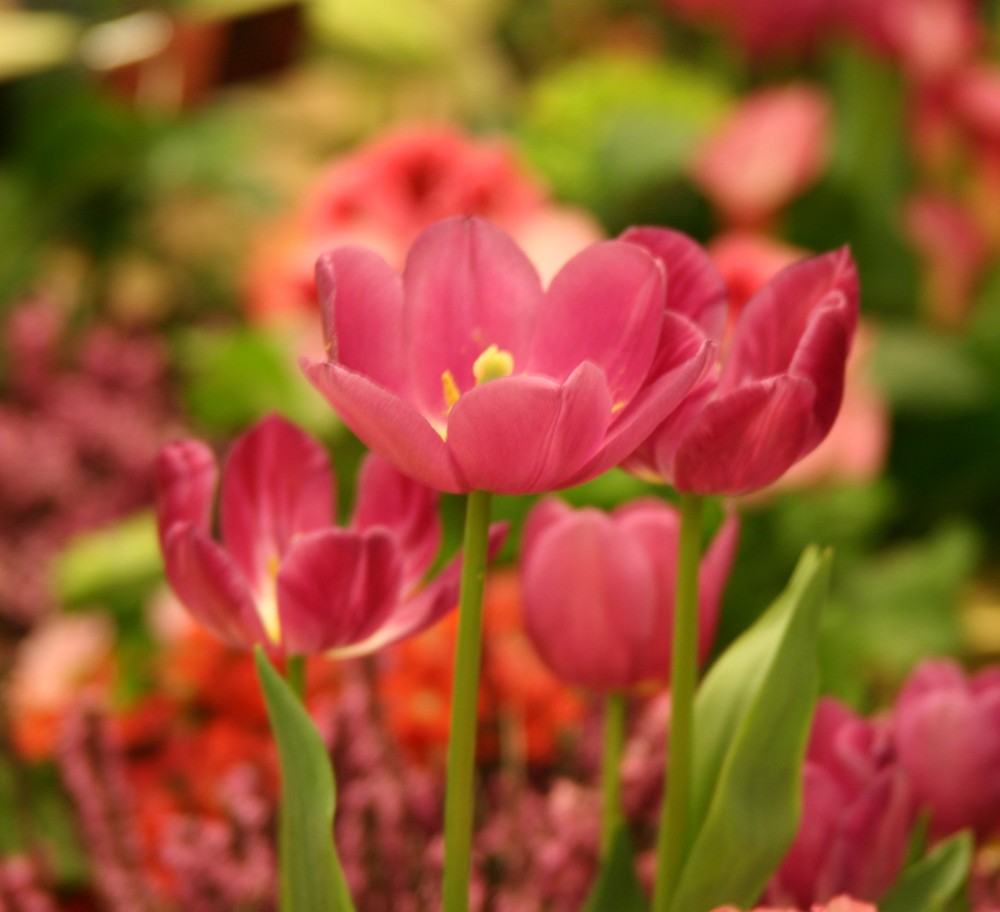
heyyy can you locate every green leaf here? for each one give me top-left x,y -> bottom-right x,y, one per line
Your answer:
669,547 -> 832,912
254,649 -> 356,912
583,824 -> 649,912
880,831 -> 973,912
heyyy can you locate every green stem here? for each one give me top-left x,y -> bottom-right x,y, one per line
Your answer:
441,489 -> 493,912
600,691 -> 628,855
652,493 -> 703,912
285,654 -> 306,702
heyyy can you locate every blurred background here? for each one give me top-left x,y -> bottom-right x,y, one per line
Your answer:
2,0 -> 1000,908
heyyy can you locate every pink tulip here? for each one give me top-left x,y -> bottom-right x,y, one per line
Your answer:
155,414 -> 486,657
692,85 -> 832,229
520,497 -> 738,691
302,217 -> 714,495
766,699 -> 914,908
622,228 -> 859,496
891,659 -> 1000,841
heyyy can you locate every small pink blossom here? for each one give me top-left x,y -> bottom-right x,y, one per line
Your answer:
520,498 -> 738,690
155,414 -> 487,657
693,85 -> 832,229
303,217 -> 714,495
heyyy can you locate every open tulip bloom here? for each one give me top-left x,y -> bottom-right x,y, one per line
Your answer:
301,216 -> 715,496
155,414 -> 481,658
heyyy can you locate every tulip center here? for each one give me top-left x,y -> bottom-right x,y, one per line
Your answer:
258,553 -> 282,645
439,344 -> 515,427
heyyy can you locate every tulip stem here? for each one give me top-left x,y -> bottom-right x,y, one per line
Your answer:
441,489 -> 493,912
285,654 -> 306,702
601,691 -> 628,855
652,492 -> 703,912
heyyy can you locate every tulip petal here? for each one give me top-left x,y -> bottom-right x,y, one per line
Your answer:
563,316 -> 715,486
522,508 -> 658,690
220,415 -> 335,590
722,247 -> 858,390
155,440 -> 218,547
162,522 -> 266,649
277,528 -> 404,655
351,452 -> 441,584
529,241 -> 665,407
445,362 -> 612,494
674,375 -> 815,495
521,496 -> 574,562
621,226 -> 729,341
316,247 -> 406,393
302,359 -> 466,492
402,217 -> 542,419
331,523 -> 507,659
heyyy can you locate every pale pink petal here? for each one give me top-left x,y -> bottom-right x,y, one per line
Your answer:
302,359 -> 466,492
155,440 -> 218,547
401,217 -> 542,419
529,241 -> 665,408
674,376 -> 815,495
445,362 -> 612,495
351,452 -> 441,584
722,247 -> 858,391
621,226 -> 729,341
316,247 -> 406,393
520,497 -> 574,562
162,523 -> 266,649
522,507 -> 658,690
277,528 -> 404,655
331,523 -> 507,659
220,415 -> 335,590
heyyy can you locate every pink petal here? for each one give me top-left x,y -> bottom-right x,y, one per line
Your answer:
277,528 -> 404,655
162,523 -> 266,649
722,247 -> 859,391
522,507 -> 658,690
316,247 -> 406,394
621,226 -> 729,341
331,523 -> 507,659
564,316 -> 715,485
445,362 -> 612,495
401,217 -> 542,420
674,375 -> 815,495
521,496 -> 574,561
220,415 -> 335,590
351,452 -> 441,584
155,440 -> 218,547
302,359 -> 466,492
529,241 -> 665,407
788,292 -> 854,450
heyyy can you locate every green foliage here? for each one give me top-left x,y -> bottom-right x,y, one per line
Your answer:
667,547 -> 831,911
881,832 -> 974,912
583,824 -> 648,912
255,649 -> 356,912
517,54 -> 731,231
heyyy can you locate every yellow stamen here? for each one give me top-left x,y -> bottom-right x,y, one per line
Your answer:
472,344 -> 515,385
258,554 -> 282,644
442,370 -> 461,414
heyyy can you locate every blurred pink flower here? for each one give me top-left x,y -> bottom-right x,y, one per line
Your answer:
692,86 -> 831,229
520,497 -> 738,690
904,192 -> 989,327
766,699 -> 914,908
713,897 -> 878,912
891,659 -> 1000,841
303,216 -> 714,495
622,228 -> 859,495
156,414 -> 480,656
245,126 -> 603,323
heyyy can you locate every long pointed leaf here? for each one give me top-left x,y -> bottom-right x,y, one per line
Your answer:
880,832 -> 973,912
583,824 -> 649,912
669,547 -> 832,911
255,648 -> 356,912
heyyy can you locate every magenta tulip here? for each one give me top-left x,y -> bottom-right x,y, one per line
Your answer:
891,659 -> 1000,840
301,216 -> 714,495
155,414 -> 485,657
766,699 -> 914,907
621,228 -> 859,496
520,497 -> 738,691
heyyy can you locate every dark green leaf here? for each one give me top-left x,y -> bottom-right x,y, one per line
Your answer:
583,824 -> 649,912
880,832 -> 973,912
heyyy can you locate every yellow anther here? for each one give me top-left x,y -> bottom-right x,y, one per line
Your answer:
442,370 -> 461,413
473,345 -> 514,385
